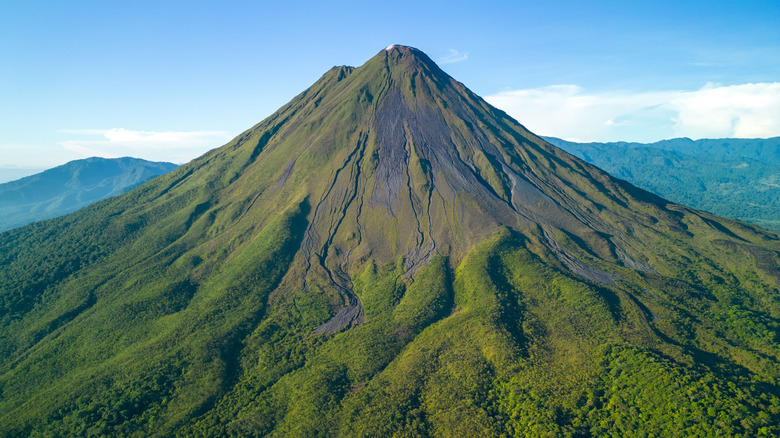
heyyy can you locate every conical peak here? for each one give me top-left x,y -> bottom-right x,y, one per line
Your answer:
363,44 -> 451,88
382,44 -> 422,54
372,44 -> 435,67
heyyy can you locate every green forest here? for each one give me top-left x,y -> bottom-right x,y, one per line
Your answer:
545,137 -> 780,232
1,216 -> 779,436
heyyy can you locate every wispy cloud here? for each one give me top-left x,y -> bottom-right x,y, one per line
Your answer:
0,143 -> 83,168
484,83 -> 780,142
58,128 -> 233,163
437,49 -> 468,64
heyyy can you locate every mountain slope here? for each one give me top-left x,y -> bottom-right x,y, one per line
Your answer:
0,167 -> 44,184
0,46 -> 779,436
0,157 -> 179,232
545,136 -> 780,231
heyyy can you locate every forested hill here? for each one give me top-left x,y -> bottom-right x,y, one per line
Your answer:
0,157 -> 178,232
545,136 -> 780,231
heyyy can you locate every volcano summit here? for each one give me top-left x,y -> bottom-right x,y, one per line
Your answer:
1,46 -> 779,436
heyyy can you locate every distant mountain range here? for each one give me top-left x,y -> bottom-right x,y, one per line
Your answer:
0,157 -> 178,232
544,136 -> 780,231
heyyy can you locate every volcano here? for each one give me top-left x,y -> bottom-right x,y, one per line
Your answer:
1,45 -> 779,436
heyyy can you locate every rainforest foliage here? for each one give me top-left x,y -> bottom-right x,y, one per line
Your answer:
545,136 -> 780,232
1,226 -> 779,436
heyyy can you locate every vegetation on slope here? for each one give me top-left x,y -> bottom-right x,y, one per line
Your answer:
2,224 -> 778,436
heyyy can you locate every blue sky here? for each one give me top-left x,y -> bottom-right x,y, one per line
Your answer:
2,0 -> 779,168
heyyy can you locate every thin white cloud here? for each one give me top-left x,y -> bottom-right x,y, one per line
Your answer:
485,82 -> 780,142
58,128 -> 233,164
0,143 -> 83,168
437,49 -> 468,64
